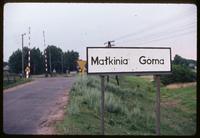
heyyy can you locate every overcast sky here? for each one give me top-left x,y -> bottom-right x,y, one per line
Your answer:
3,3 -> 197,62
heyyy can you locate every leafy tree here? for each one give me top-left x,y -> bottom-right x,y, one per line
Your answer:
173,54 -> 196,68
8,45 -> 80,75
8,49 -> 22,73
30,47 -> 45,74
46,45 -> 63,73
161,54 -> 197,85
161,64 -> 196,85
63,50 -> 79,72
8,47 -> 45,74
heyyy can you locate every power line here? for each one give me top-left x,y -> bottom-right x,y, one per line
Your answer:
121,29 -> 195,47
115,19 -> 196,43
116,22 -> 196,45
125,29 -> 195,46
113,7 -> 196,42
116,23 -> 195,45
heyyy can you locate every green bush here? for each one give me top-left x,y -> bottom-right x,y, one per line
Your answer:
160,64 -> 196,85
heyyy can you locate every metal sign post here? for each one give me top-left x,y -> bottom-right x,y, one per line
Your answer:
155,75 -> 161,135
100,75 -> 105,135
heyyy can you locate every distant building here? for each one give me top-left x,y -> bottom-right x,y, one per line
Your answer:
3,65 -> 10,72
3,65 -> 10,80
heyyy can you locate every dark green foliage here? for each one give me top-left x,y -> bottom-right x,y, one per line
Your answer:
8,45 -> 79,74
30,47 -> 45,74
173,55 -> 196,69
8,47 -> 44,74
63,50 -> 79,72
161,64 -> 196,85
3,78 -> 32,89
8,49 -> 22,73
46,45 -> 63,73
160,54 -> 196,85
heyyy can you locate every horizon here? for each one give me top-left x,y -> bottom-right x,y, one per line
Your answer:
3,45 -> 197,63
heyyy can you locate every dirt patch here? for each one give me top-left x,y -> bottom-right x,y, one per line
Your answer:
36,90 -> 69,135
139,75 -> 154,81
161,99 -> 180,108
166,82 -> 196,89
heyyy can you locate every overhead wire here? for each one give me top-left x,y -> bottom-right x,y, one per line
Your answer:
115,21 -> 196,45
112,6 -> 196,43
120,29 -> 195,47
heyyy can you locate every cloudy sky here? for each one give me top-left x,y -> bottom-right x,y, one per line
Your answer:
3,3 -> 197,62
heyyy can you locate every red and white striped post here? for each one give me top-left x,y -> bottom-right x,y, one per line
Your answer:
43,31 -> 48,77
26,26 -> 31,78
44,49 -> 48,77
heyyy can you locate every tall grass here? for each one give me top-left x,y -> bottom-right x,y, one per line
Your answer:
68,76 -> 128,115
59,75 -> 156,134
56,75 -> 196,135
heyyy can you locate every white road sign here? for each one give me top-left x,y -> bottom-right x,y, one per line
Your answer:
87,47 -> 171,74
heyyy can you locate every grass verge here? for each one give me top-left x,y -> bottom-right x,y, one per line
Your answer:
3,78 -> 33,90
55,75 -> 196,135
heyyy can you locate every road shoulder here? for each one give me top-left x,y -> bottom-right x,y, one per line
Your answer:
36,89 -> 70,134
3,79 -> 36,93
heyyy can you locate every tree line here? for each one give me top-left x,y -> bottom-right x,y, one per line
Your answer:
8,45 -> 79,75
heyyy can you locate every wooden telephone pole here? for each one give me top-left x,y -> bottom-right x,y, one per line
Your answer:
21,33 -> 26,78
104,41 -> 119,86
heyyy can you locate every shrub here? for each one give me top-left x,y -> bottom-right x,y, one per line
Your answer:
160,64 -> 196,85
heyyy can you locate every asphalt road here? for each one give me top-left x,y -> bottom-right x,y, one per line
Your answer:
3,77 -> 76,134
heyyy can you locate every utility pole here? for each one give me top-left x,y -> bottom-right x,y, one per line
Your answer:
104,40 -> 115,82
104,40 -> 119,86
61,52 -> 63,74
49,46 -> 52,77
21,33 -> 26,78
104,40 -> 115,48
